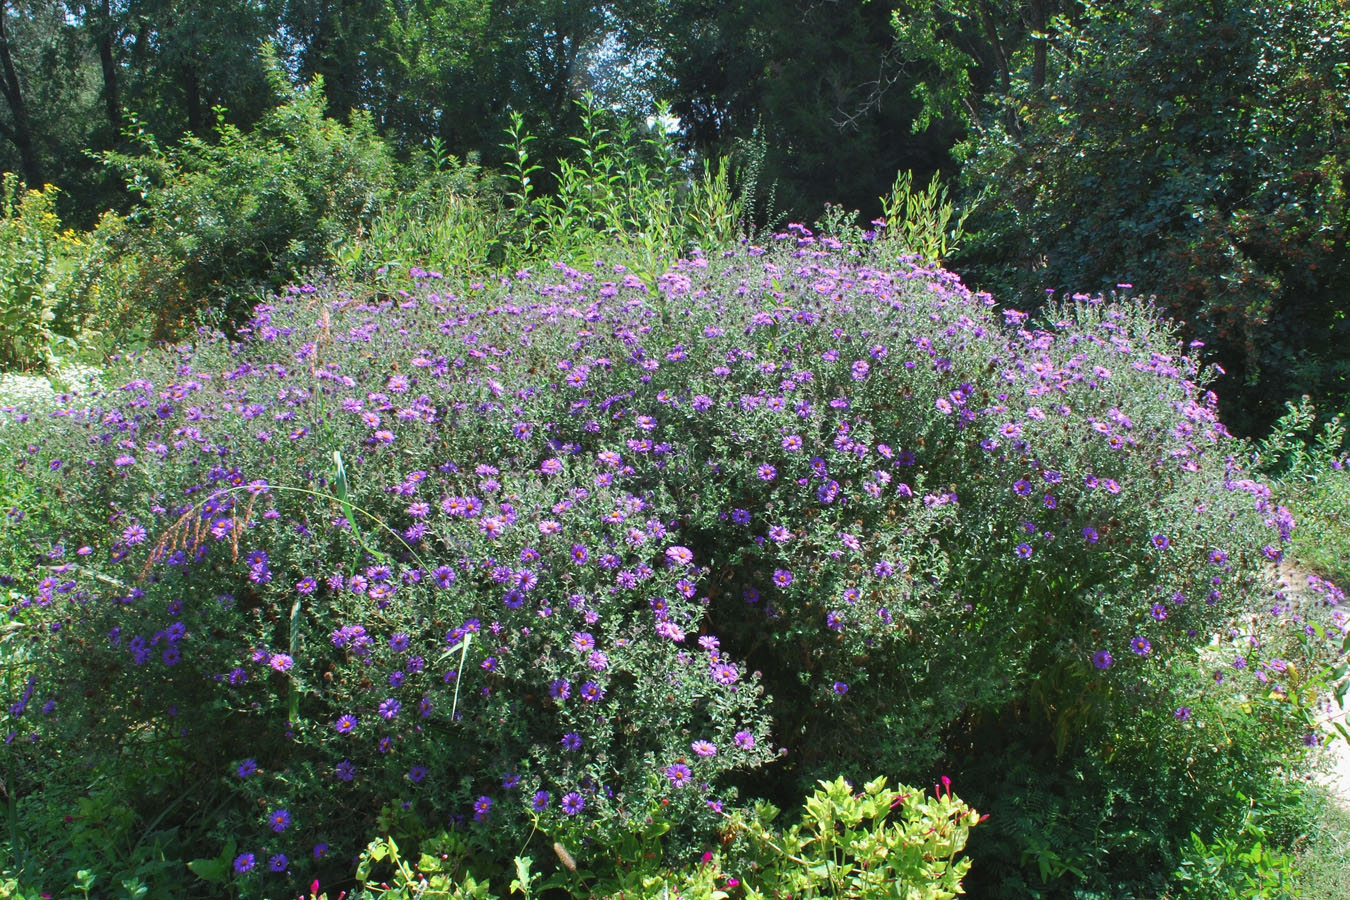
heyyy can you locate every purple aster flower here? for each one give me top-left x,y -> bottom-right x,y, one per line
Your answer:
734,730 -> 755,750
1152,534 -> 1170,550
236,758 -> 257,778
665,763 -> 692,787
772,568 -> 793,588
561,791 -> 586,815
532,790 -> 550,811
233,853 -> 255,873
757,464 -> 777,481
1013,480 -> 1032,496
691,740 -> 717,757
833,681 -> 849,694
410,766 -> 428,783
335,714 -> 357,734
579,681 -> 605,702
1174,707 -> 1192,722
269,853 -> 288,872
472,795 -> 493,821
1093,650 -> 1113,669
1015,543 -> 1034,559
378,698 -> 401,719
561,732 -> 582,751
297,576 -> 317,594
710,662 -> 739,684
665,545 -> 694,567
1083,527 -> 1099,543
336,760 -> 356,781
1131,636 -> 1152,656
269,808 -> 291,832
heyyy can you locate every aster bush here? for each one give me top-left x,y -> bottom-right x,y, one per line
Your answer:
1,235 -> 1345,896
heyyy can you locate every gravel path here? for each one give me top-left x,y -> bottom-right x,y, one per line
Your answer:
1324,706 -> 1350,805
0,366 -> 103,416
1274,564 -> 1350,810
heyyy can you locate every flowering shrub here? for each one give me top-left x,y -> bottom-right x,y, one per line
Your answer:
1,235 -> 1345,894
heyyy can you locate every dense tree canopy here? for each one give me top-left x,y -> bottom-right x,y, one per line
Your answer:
950,0 -> 1350,432
612,0 -> 968,220
1,0 -> 1347,427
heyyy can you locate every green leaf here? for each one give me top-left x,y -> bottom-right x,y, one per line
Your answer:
186,858 -> 227,883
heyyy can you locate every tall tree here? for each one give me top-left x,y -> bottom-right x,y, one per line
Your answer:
0,1 -> 44,186
90,0 -> 120,133
616,0 -> 973,225
118,0 -> 279,137
281,0 -> 612,170
950,0 -> 1350,433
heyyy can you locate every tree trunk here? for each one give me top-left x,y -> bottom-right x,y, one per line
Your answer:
0,2 -> 42,186
1029,0 -> 1047,90
976,0 -> 1011,97
96,0 -> 120,132
183,61 -> 203,132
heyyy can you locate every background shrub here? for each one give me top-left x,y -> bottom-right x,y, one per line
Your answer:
1256,397 -> 1350,586
92,50 -> 395,343
1,239 -> 1344,896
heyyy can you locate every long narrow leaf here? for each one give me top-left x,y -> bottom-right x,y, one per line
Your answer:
288,596 -> 302,723
333,450 -> 387,561
440,632 -> 473,722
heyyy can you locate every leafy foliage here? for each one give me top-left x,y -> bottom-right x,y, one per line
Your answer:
503,96 -> 742,277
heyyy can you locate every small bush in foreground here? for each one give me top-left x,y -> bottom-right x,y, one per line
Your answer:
0,238 -> 1345,896
328,775 -> 979,900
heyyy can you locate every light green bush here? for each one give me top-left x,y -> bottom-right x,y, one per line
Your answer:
0,174 -> 63,371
